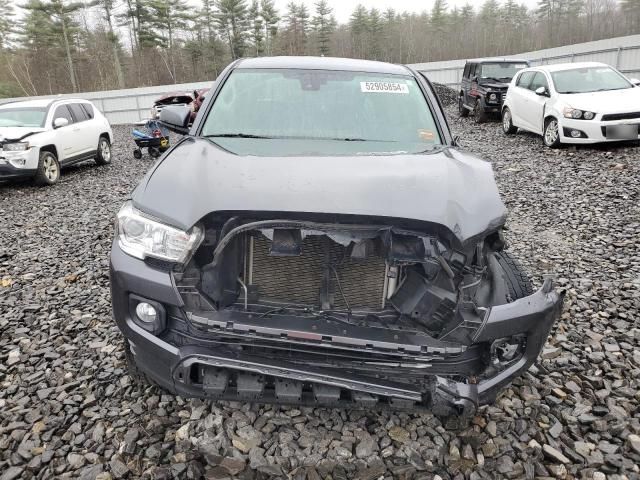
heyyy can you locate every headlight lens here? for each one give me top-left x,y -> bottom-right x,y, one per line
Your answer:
116,201 -> 203,263
3,142 -> 29,151
488,93 -> 497,101
563,107 -> 595,120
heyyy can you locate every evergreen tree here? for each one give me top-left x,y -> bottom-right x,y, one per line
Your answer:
95,0 -> 125,88
312,0 -> 335,56
22,0 -> 84,92
148,0 -> 192,82
283,2 -> 308,55
0,0 -> 14,49
249,0 -> 264,55
368,8 -> 383,60
260,0 -> 278,55
349,4 -> 368,58
215,0 -> 248,59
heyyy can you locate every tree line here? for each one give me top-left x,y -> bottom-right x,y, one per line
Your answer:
0,0 -> 639,97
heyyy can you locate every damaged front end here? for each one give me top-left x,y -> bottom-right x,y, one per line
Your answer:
111,211 -> 563,416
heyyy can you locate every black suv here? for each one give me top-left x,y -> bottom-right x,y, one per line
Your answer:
459,58 -> 529,122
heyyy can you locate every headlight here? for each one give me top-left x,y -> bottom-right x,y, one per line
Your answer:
116,201 -> 203,263
563,107 -> 595,120
488,93 -> 497,101
3,142 -> 29,151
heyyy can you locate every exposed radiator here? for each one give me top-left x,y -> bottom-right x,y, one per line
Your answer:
248,234 -> 386,311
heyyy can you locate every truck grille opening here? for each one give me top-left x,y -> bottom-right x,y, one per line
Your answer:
249,234 -> 386,311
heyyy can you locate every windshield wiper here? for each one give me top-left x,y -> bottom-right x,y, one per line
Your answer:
203,133 -> 275,139
204,133 -> 394,142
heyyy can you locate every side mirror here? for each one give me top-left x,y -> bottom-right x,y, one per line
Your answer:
53,117 -> 69,129
535,86 -> 548,97
159,105 -> 190,134
630,78 -> 640,86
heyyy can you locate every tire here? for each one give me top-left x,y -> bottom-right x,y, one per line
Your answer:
95,136 -> 112,165
494,251 -> 534,301
543,117 -> 562,149
34,150 -> 60,186
122,339 -> 156,388
502,108 -> 517,135
133,149 -> 142,159
149,147 -> 160,158
474,100 -> 488,124
458,96 -> 469,118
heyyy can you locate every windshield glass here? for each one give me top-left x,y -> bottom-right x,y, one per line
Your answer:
479,63 -> 528,82
551,66 -> 632,94
201,68 -> 443,156
0,107 -> 47,128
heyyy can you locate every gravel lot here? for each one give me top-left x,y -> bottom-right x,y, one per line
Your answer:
1,102 -> 639,480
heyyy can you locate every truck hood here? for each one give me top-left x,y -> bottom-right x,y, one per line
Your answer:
562,87 -> 640,114
0,127 -> 45,141
132,137 -> 507,244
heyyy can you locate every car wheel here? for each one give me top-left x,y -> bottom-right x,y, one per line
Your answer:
474,100 -> 488,124
494,251 -> 534,301
502,108 -> 517,135
95,136 -> 112,165
543,117 -> 562,148
458,97 -> 469,118
34,151 -> 60,186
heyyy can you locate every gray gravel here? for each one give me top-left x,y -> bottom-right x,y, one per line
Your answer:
1,110 -> 639,480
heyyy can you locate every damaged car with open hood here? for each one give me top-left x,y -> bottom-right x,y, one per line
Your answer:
110,57 -> 564,417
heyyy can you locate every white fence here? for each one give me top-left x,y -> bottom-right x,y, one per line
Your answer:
1,35 -> 639,125
411,34 -> 640,89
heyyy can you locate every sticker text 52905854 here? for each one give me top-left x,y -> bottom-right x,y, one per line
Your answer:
360,81 -> 409,94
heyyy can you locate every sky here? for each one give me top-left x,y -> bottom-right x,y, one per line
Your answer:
272,0 -> 540,23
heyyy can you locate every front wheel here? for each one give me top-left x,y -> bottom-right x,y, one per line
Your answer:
543,117 -> 562,148
494,251 -> 534,301
95,136 -> 111,165
502,108 -> 517,134
35,151 -> 60,186
458,97 -> 469,118
474,100 -> 488,124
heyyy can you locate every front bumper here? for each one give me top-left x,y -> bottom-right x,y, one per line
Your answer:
110,242 -> 564,415
560,117 -> 640,144
0,162 -> 37,180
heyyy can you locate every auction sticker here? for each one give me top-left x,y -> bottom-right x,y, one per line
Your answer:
361,81 -> 409,94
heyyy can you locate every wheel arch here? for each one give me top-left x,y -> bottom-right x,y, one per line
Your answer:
99,131 -> 112,143
39,144 -> 59,159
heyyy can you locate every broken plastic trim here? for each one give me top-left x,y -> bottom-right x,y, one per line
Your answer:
173,353 -> 423,401
208,219 -> 449,267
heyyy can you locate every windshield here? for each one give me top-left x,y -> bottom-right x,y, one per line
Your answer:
201,68 -> 443,156
479,63 -> 528,82
551,66 -> 632,94
0,107 -> 47,128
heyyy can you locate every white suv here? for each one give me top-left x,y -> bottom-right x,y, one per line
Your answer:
501,62 -> 640,148
0,98 -> 113,185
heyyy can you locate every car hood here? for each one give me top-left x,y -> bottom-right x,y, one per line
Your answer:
482,82 -> 510,89
562,87 -> 640,114
0,127 -> 45,141
132,137 -> 507,244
